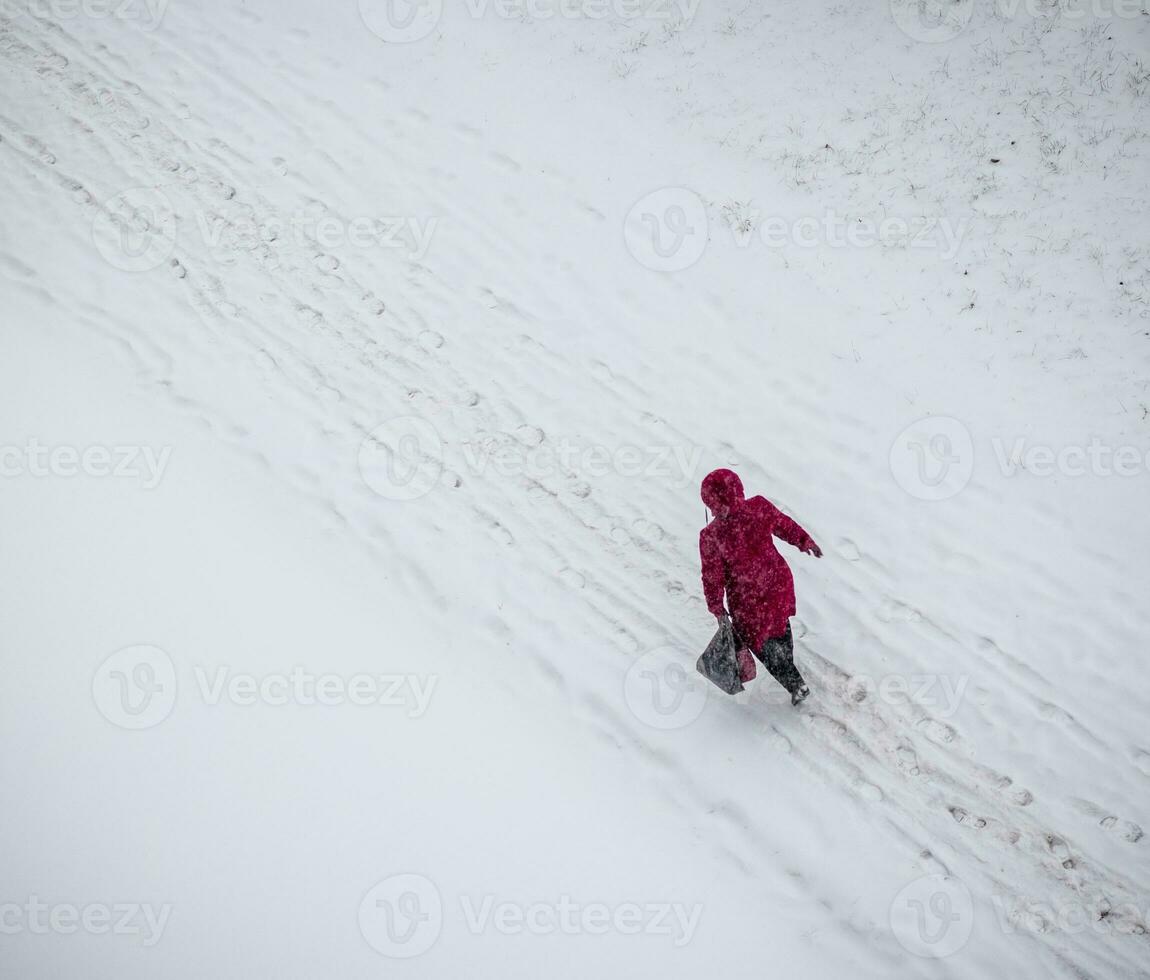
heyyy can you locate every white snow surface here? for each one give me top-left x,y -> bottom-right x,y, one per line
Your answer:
2,0 -> 1150,977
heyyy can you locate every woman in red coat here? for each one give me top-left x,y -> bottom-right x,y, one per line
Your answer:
699,468 -> 822,705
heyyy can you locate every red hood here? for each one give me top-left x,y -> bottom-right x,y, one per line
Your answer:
701,468 -> 744,518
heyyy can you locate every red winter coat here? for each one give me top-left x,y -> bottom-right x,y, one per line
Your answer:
699,469 -> 819,652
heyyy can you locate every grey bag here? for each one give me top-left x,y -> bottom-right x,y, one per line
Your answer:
696,620 -> 744,695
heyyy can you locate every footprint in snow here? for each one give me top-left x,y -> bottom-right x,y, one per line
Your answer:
806,712 -> 864,749
765,731 -> 791,754
845,677 -> 869,704
949,806 -> 987,829
874,598 -> 922,624
557,567 -> 585,589
489,151 -> 521,173
1044,833 -> 1076,869
1069,797 -> 1141,841
984,816 -> 1021,845
489,524 -> 514,547
68,182 -> 93,205
836,539 -> 861,561
514,424 -> 544,448
1132,748 -> 1150,777
975,766 -> 1013,790
917,718 -> 958,745
1100,816 -> 1144,843
631,519 -> 665,541
895,744 -> 920,775
590,361 -> 614,383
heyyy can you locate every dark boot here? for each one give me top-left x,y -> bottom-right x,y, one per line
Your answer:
755,625 -> 810,706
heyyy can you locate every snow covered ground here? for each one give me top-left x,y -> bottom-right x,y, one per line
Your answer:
2,0 -> 1149,976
